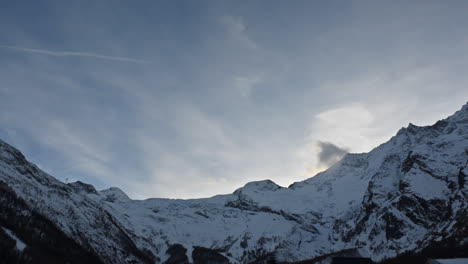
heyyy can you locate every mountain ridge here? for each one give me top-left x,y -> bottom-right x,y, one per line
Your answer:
0,102 -> 467,263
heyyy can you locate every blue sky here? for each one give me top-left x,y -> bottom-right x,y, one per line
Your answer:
1,1 -> 467,199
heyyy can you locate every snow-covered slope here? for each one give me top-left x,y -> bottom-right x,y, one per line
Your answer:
0,103 -> 467,263
0,140 -> 155,264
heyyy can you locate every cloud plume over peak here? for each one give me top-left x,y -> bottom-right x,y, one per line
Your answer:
316,141 -> 348,167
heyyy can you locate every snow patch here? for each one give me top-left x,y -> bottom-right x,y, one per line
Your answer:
2,227 -> 27,251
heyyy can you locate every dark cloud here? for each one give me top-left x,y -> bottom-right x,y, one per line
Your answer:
317,141 -> 348,167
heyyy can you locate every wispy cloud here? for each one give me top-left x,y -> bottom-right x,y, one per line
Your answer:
234,75 -> 262,97
0,45 -> 150,64
221,16 -> 258,50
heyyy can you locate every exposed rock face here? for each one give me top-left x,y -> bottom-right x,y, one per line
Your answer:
165,244 -> 189,264
192,247 -> 230,264
0,103 -> 467,263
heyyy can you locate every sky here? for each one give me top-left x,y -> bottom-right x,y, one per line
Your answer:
0,1 -> 467,199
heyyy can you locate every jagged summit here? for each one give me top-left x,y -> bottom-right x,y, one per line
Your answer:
100,187 -> 130,202
0,103 -> 467,263
398,102 -> 468,135
68,181 -> 99,194
234,179 -> 282,194
448,101 -> 468,123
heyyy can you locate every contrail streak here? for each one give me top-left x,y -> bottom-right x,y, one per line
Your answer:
0,45 -> 150,64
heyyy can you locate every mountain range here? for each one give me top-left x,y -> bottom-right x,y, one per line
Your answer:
0,103 -> 467,264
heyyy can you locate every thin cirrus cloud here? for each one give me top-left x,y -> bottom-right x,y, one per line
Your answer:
0,45 -> 150,64
234,75 -> 263,98
221,16 -> 258,50
1,1 -> 468,199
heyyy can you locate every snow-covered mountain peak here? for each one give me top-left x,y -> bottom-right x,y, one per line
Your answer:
100,187 -> 130,202
234,179 -> 282,194
396,103 -> 467,138
452,101 -> 468,120
68,181 -> 99,195
0,139 -> 27,163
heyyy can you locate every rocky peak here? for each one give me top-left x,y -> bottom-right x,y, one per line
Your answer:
100,187 -> 130,202
0,139 -> 28,165
449,101 -> 468,122
396,102 -> 467,137
68,181 -> 99,195
233,179 -> 282,195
